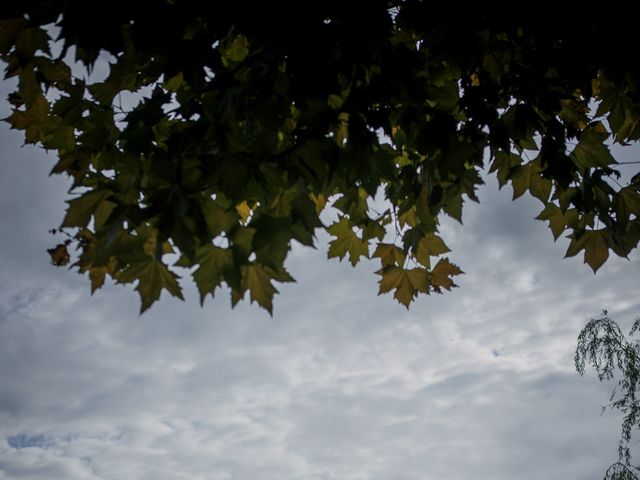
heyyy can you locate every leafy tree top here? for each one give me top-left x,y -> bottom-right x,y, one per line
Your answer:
1,3 -> 639,313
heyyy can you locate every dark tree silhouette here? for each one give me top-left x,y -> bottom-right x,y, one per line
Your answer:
1,3 -> 639,313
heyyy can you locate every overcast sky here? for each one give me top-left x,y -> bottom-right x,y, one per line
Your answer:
1,76 -> 640,480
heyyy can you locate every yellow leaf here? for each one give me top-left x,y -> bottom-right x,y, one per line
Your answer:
326,217 -> 369,266
430,258 -> 463,292
583,230 -> 609,273
373,243 -> 405,266
235,201 -> 252,224
143,231 -> 158,256
398,206 -> 417,228
536,204 -> 578,240
415,234 -> 450,267
310,192 -> 327,215
377,266 -> 429,308
89,266 -> 107,293
47,243 -> 70,266
62,189 -> 113,228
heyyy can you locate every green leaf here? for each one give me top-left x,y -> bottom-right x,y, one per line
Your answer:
373,243 -> 405,267
118,257 -> 184,313
570,128 -> 615,170
326,217 -> 369,266
415,233 -> 450,267
377,266 -> 429,308
0,18 -> 26,54
528,172 -> 552,203
620,187 -> 640,217
565,229 -> 611,272
15,26 -> 50,57
490,151 -> 521,188
565,231 -> 591,258
442,186 -> 464,222
536,204 -> 578,240
7,93 -> 48,135
62,189 -> 113,228
190,244 -> 233,304
164,72 -> 184,92
509,157 -> 551,202
328,94 -> 345,110
583,230 -> 609,273
221,34 -> 249,67
242,263 -> 290,315
200,198 -> 240,237
230,226 -> 255,261
34,57 -> 71,84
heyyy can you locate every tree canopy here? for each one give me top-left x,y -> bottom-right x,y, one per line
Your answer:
1,3 -> 640,313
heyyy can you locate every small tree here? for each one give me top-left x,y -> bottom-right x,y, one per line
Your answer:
576,311 -> 640,479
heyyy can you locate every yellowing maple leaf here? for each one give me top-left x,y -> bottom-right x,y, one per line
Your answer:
326,217 -> 369,266
536,204 -> 578,240
415,233 -> 450,267
373,243 -> 405,267
430,258 -> 463,292
377,266 -> 429,308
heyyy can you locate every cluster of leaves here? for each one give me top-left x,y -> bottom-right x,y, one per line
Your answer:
576,311 -> 640,480
1,3 -> 640,313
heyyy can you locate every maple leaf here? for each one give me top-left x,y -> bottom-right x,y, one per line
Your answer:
584,231 -> 609,273
241,263 -> 294,315
200,199 -> 240,237
565,229 -> 610,273
190,244 -> 233,305
490,151 -> 521,188
326,217 -> 370,267
619,187 -> 640,217
62,189 -> 113,228
570,128 -> 616,170
88,256 -> 117,293
430,258 -> 463,292
415,233 -> 450,267
509,158 -> 551,202
47,243 -> 70,266
377,266 -> 429,308
536,204 -> 578,240
118,257 -> 184,313
373,243 -> 405,267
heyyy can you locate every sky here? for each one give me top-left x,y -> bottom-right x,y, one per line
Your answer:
1,77 -> 640,480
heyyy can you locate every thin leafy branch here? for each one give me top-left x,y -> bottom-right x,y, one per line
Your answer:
576,311 -> 640,479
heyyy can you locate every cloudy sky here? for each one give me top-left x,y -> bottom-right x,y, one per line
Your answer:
1,75 -> 640,480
